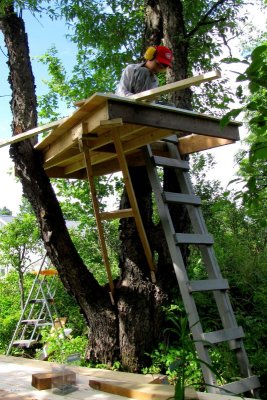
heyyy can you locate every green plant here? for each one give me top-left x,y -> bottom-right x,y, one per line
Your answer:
36,328 -> 88,365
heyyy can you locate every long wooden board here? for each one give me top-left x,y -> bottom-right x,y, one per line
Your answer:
0,118 -> 67,149
129,70 -> 221,101
89,380 -> 256,400
89,380 -> 198,400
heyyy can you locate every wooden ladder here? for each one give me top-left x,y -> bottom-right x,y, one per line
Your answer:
80,129 -> 156,303
143,136 -> 260,396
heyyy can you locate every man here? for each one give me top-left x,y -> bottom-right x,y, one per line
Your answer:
115,45 -> 173,97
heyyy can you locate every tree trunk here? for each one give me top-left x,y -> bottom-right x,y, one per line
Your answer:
0,5 -> 119,365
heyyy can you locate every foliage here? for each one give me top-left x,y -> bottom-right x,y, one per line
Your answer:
0,206 -> 43,308
0,211 -> 41,272
36,327 -> 88,365
221,40 -> 267,214
0,271 -> 32,353
54,177 -> 121,284
190,153 -> 267,387
0,206 -> 12,215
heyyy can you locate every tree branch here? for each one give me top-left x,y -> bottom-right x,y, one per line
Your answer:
186,0 -> 229,38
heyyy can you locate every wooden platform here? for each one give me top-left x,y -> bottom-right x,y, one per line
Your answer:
0,356 -> 256,400
33,93 -> 240,179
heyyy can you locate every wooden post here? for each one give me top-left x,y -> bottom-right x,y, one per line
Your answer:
111,129 -> 156,283
80,140 -> 115,302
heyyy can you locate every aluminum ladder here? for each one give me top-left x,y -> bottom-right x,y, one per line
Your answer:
6,254 -> 63,355
144,136 -> 260,396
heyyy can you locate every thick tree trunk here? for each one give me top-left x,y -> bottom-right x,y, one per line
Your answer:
117,167 -> 167,370
116,1 -> 193,369
0,6 -> 119,365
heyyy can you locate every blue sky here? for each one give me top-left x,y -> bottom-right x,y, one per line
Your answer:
0,9 -> 77,214
0,9 -> 76,140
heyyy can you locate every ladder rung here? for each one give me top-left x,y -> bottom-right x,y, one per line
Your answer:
202,326 -> 245,344
12,339 -> 38,348
29,298 -> 54,304
220,375 -> 260,395
175,233 -> 214,245
99,208 -> 134,221
161,135 -> 178,144
188,279 -> 229,292
21,319 -> 46,325
153,155 -> 190,170
163,192 -> 201,206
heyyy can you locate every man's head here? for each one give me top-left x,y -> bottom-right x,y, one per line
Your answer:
144,45 -> 173,73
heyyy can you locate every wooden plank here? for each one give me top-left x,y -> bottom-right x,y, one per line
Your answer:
31,371 -> 76,390
111,130 -> 156,283
89,380 -> 198,400
81,141 -> 115,298
188,279 -> 229,292
220,376 -> 260,395
163,192 -> 201,206
129,70 -> 221,101
108,101 -> 240,141
100,208 -> 134,221
0,118 -> 67,149
153,155 -> 190,170
201,327 -> 245,344
178,134 -> 234,155
37,102 -> 109,150
175,233 -> 214,245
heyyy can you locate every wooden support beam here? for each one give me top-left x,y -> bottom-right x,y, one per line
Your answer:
178,134 -> 235,155
108,101 -> 240,141
100,208 -> 134,221
81,140 -> 115,300
111,129 -> 156,283
129,70 -> 221,101
0,118 -> 67,149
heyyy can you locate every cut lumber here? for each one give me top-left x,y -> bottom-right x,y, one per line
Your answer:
89,380 -> 198,400
32,370 -> 76,390
129,70 -> 221,101
0,118 -> 67,149
178,134 -> 234,155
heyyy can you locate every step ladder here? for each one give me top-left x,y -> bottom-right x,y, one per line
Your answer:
6,254 -> 64,355
143,137 -> 260,396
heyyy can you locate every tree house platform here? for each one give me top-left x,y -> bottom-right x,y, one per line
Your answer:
34,93 -> 240,179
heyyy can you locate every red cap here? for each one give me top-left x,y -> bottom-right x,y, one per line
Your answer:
155,46 -> 173,67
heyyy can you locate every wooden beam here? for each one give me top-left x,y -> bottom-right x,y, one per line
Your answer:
0,118 -> 67,149
89,380 -> 198,400
32,371 -> 76,390
81,141 -> 115,298
129,70 -> 221,101
178,134 -> 235,155
111,129 -> 156,283
100,208 -> 134,221
108,101 -> 240,141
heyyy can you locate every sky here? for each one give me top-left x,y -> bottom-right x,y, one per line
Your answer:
0,4 -> 266,215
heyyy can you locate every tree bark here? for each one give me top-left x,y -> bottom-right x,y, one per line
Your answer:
0,5 -> 119,365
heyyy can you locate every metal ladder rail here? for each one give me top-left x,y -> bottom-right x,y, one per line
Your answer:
144,141 -> 260,395
19,265 -> 57,341
28,274 -> 60,342
6,255 -> 47,355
